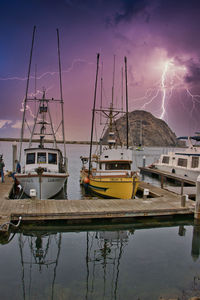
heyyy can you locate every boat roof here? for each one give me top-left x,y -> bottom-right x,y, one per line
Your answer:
24,147 -> 62,153
100,159 -> 132,163
177,136 -> 200,141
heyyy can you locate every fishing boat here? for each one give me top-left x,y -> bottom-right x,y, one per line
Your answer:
15,27 -> 68,199
80,55 -> 139,199
153,134 -> 200,180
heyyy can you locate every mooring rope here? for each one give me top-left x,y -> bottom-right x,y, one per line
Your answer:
0,216 -> 22,231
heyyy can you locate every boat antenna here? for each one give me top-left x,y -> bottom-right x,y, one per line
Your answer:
56,28 -> 67,169
100,62 -> 103,125
121,66 -> 124,111
19,25 -> 36,163
88,53 -> 100,176
124,56 -> 129,149
111,54 -> 116,108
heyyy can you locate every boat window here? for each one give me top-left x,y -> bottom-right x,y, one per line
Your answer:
48,153 -> 57,164
26,153 -> 35,164
37,152 -> 46,163
162,156 -> 170,164
191,156 -> 199,168
105,162 -> 131,170
177,158 -> 187,167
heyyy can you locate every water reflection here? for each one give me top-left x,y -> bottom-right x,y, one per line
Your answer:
0,219 -> 200,300
191,221 -> 200,261
18,231 -> 62,300
85,230 -> 131,300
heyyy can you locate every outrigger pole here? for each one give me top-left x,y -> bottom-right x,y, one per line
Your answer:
88,53 -> 100,176
124,56 -> 129,149
56,28 -> 67,170
19,25 -> 36,163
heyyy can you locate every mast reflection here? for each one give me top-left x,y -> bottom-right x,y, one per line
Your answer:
18,231 -> 62,300
85,230 -> 131,300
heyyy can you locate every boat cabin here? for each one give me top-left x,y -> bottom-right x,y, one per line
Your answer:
159,152 -> 200,170
24,148 -> 65,174
98,148 -> 132,172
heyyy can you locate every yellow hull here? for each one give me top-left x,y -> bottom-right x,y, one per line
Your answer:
81,170 -> 139,199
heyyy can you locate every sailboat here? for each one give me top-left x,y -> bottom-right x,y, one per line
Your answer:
15,27 -> 68,200
80,55 -> 139,199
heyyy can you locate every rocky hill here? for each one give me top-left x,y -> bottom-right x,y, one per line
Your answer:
102,110 -> 184,147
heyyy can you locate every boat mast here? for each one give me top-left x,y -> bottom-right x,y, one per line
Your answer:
56,28 -> 67,169
88,53 -> 100,176
124,56 -> 129,149
108,55 -> 116,149
19,25 -> 36,163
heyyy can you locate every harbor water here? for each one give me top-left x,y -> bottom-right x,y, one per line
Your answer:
0,142 -> 198,300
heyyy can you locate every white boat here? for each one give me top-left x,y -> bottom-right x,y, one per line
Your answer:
15,27 -> 68,199
16,147 -> 68,199
153,135 -> 200,180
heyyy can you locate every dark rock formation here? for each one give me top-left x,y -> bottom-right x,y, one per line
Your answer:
102,110 -> 184,147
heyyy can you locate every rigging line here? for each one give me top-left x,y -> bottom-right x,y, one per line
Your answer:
113,119 -> 122,147
19,25 -> 36,163
100,62 -> 103,125
94,113 -> 98,155
121,66 -> 124,111
88,53 -> 100,176
25,118 -> 32,135
111,54 -> 116,108
34,64 -> 37,116
99,119 -> 109,140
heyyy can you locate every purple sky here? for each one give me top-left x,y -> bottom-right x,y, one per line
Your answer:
1,0 -> 200,140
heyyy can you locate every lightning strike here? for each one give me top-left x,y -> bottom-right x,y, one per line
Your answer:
0,58 -> 93,81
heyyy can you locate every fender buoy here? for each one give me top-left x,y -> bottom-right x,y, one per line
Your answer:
84,177 -> 90,184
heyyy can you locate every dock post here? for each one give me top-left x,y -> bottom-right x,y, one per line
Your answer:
181,180 -> 184,195
143,156 -> 146,167
181,195 -> 187,207
12,143 -> 17,172
160,175 -> 164,189
195,175 -> 200,219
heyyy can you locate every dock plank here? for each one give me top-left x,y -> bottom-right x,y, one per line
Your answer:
0,175 -> 196,231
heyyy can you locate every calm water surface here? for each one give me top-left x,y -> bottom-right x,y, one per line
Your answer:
0,143 -> 196,300
0,220 -> 200,299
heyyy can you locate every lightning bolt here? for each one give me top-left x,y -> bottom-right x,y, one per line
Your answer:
160,59 -> 172,119
130,57 -> 200,132
0,58 -> 93,81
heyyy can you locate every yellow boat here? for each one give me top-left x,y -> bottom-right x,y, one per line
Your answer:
80,148 -> 140,199
81,172 -> 139,199
80,54 -> 140,199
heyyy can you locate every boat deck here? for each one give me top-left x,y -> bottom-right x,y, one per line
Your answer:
0,176 -> 195,232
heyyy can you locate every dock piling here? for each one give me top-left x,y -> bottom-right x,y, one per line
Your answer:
12,143 -> 17,172
181,195 -> 187,207
195,175 -> 200,219
142,156 -> 146,168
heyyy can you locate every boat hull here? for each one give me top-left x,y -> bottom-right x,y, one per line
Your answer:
15,174 -> 68,200
154,164 -> 200,180
81,170 -> 139,199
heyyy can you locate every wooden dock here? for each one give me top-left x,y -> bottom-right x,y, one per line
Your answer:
139,166 -> 196,185
0,176 -> 196,231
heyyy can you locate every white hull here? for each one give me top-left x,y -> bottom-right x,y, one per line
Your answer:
16,174 -> 68,200
154,164 -> 200,180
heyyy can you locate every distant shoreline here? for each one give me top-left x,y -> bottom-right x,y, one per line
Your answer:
0,137 -> 94,145
0,138 -> 186,147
